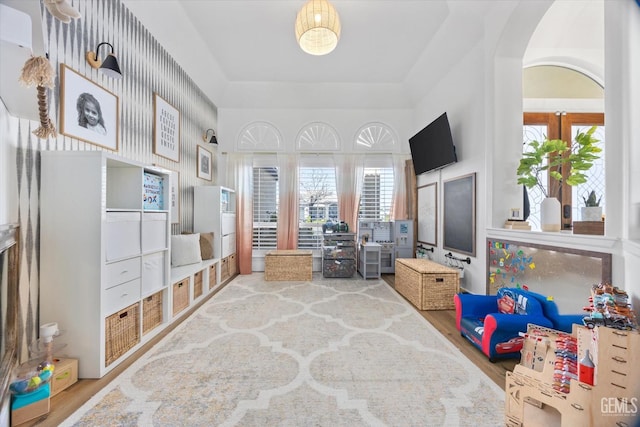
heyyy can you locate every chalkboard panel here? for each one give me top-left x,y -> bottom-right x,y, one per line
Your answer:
443,173 -> 476,256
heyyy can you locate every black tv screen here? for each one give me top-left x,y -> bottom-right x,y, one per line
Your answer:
409,112 -> 457,175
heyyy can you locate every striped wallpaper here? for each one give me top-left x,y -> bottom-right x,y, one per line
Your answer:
11,0 -> 218,361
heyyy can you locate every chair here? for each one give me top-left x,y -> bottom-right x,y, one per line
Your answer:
521,289 -> 584,333
454,287 -> 553,361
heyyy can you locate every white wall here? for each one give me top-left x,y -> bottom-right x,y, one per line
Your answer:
217,107 -> 413,186
411,43 -> 487,295
608,0 -> 640,309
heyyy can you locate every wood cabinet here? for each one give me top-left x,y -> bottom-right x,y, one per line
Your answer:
194,186 -> 237,283
40,152 -> 171,378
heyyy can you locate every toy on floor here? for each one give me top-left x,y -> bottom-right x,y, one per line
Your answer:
9,323 -> 64,396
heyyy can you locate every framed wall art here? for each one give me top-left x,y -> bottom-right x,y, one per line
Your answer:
443,172 -> 476,256
197,145 -> 212,181
153,93 -> 180,162
59,64 -> 119,150
417,182 -> 437,246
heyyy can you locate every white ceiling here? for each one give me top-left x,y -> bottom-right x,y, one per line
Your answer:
122,0 -> 603,110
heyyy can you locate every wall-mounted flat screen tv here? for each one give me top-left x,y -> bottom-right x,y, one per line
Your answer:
409,112 -> 457,175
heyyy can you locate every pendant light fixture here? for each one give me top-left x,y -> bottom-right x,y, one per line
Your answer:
295,0 -> 341,56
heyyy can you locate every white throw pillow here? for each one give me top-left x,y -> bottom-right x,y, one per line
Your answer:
171,234 -> 202,267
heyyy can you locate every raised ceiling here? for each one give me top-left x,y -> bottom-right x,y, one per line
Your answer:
122,0 -> 603,110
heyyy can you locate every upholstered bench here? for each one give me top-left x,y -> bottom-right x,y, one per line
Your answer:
265,250 -> 313,281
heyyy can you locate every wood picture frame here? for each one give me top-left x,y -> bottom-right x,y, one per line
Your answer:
59,64 -> 119,151
153,94 -> 180,162
417,182 -> 437,246
197,146 -> 212,181
443,172 -> 476,256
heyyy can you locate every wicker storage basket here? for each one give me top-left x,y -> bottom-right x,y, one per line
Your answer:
265,250 -> 313,281
172,278 -> 190,316
394,259 -> 459,310
220,257 -> 230,282
142,290 -> 163,335
209,263 -> 217,290
194,269 -> 204,299
105,303 -> 140,366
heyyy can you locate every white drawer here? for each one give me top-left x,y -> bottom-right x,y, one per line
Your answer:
106,212 -> 141,261
142,212 -> 168,253
221,213 -> 236,235
105,257 -> 141,290
142,252 -> 166,294
222,233 -> 236,258
103,278 -> 140,315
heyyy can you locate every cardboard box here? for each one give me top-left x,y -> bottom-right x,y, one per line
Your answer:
11,384 -> 50,426
50,358 -> 78,397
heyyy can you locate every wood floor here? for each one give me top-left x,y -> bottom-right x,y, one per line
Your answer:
20,274 -> 517,427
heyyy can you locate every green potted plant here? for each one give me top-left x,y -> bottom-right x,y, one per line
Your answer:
581,190 -> 603,221
516,126 -> 601,231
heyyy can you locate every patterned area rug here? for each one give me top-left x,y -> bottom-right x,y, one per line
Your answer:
61,274 -> 504,426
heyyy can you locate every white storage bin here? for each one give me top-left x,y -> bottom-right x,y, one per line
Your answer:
103,278 -> 141,315
142,252 -> 166,295
221,213 -> 236,235
142,212 -> 168,253
222,233 -> 236,258
105,257 -> 141,290
106,212 -> 141,261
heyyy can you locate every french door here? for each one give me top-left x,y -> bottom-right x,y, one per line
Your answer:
523,112 -> 605,230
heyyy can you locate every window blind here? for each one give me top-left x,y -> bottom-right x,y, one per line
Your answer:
359,167 -> 393,221
253,166 -> 278,249
298,166 -> 337,249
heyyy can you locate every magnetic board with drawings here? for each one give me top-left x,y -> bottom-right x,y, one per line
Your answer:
417,182 -> 437,246
443,172 -> 476,256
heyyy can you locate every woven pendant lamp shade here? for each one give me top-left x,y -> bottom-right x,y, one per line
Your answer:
295,0 -> 341,56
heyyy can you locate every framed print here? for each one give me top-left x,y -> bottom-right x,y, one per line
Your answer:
197,146 -> 212,181
153,93 -> 180,162
417,182 -> 437,246
443,172 -> 476,257
59,64 -> 119,150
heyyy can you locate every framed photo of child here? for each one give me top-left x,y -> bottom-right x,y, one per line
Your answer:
153,94 -> 181,162
59,64 -> 119,151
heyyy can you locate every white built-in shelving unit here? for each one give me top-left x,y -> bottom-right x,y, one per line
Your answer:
194,186 -> 237,282
40,151 -> 219,379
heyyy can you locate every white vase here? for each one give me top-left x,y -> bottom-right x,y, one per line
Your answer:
581,206 -> 602,222
540,197 -> 561,232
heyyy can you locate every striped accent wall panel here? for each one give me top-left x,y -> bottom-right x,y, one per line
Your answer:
12,0 -> 218,362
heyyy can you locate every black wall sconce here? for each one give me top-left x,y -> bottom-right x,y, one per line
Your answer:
86,42 -> 122,79
203,128 -> 217,145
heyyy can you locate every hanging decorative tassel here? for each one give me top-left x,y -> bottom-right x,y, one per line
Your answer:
19,56 -> 57,139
